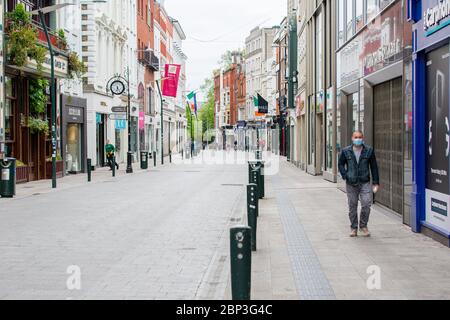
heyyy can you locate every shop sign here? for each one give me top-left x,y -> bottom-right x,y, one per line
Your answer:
362,2 -> 404,76
115,120 -> 127,130
67,107 -> 83,123
336,36 -> 362,88
423,0 -> 450,36
26,53 -> 69,78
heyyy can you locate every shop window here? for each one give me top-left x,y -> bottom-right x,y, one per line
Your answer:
325,88 -> 333,171
338,0 -> 345,47
4,77 -> 16,148
380,0 -> 394,11
355,0 -> 364,31
367,0 -> 380,22
346,0 -> 354,41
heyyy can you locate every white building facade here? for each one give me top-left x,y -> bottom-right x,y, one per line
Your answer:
81,0 -> 138,167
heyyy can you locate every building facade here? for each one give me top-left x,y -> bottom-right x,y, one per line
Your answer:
81,0 -> 138,167
170,17 -> 187,155
409,0 -> 450,246
291,0 -> 337,183
336,0 -> 413,222
3,0 -> 71,182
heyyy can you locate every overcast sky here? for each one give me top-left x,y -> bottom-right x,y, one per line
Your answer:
165,0 -> 287,98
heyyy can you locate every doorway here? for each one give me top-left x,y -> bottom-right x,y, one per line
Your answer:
373,77 -> 403,214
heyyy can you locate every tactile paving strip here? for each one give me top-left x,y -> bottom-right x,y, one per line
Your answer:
274,177 -> 336,300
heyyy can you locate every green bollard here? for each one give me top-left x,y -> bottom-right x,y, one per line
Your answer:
87,158 -> 92,182
153,151 -> 157,167
257,161 -> 265,199
247,184 -> 258,250
230,226 -> 252,300
251,169 -> 260,200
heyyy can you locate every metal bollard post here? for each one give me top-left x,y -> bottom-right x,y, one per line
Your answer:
112,156 -> 116,177
87,158 -> 92,182
247,184 -> 258,250
153,151 -> 157,167
257,161 -> 265,199
230,226 -> 252,300
251,169 -> 260,201
169,150 -> 172,163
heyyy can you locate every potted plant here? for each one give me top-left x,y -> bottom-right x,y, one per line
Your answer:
45,154 -> 64,179
57,29 -> 68,51
5,3 -> 47,71
28,117 -> 49,136
68,52 -> 87,79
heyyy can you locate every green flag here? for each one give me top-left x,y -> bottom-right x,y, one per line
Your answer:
187,91 -> 195,100
253,95 -> 258,107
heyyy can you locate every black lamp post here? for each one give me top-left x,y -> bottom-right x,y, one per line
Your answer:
106,67 -> 133,174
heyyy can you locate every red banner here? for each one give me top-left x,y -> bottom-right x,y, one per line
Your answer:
162,64 -> 181,98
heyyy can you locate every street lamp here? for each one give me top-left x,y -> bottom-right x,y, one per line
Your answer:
31,0 -> 106,188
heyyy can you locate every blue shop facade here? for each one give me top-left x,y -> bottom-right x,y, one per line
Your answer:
409,0 -> 450,246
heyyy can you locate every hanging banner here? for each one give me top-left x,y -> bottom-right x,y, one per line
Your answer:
139,111 -> 145,130
162,64 -> 181,98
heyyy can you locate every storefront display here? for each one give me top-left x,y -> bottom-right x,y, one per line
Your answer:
425,45 -> 450,233
410,0 -> 450,245
62,96 -> 87,174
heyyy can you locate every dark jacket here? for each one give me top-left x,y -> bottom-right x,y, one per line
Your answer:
338,145 -> 380,186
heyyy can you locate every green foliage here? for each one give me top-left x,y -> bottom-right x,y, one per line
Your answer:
6,3 -> 31,25
218,49 -> 244,70
29,78 -> 49,115
199,78 -> 215,142
16,160 -> 26,167
6,3 -> 46,70
68,52 -> 87,79
57,29 -> 68,49
28,117 -> 49,136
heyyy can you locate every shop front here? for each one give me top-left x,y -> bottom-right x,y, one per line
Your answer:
336,0 -> 413,220
4,55 -> 68,183
62,95 -> 87,174
410,0 -> 450,246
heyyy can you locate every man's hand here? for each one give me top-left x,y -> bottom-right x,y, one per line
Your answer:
373,184 -> 380,194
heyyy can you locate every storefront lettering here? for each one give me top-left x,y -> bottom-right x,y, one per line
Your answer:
364,39 -> 402,69
423,0 -> 450,33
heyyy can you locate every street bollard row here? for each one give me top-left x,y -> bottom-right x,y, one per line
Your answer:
230,152 -> 266,301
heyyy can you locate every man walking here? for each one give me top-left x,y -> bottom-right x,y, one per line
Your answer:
105,140 -> 119,171
338,131 -> 380,237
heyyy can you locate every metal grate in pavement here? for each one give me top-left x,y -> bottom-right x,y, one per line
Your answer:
274,178 -> 336,300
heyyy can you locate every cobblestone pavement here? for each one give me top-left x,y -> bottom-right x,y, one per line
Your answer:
0,154 -> 246,300
250,160 -> 450,300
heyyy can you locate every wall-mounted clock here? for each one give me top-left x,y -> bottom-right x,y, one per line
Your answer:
110,80 -> 125,96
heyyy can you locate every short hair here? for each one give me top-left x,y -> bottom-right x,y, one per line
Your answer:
352,130 -> 364,137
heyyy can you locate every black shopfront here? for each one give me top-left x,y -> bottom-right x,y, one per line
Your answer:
61,95 -> 87,174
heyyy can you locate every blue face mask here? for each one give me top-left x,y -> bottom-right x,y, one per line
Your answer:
353,139 -> 364,147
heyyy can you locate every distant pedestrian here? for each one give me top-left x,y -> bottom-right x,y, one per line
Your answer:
338,131 -> 380,238
105,140 -> 119,171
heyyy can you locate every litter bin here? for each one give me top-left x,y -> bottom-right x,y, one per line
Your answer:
0,158 -> 16,198
140,151 -> 149,170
